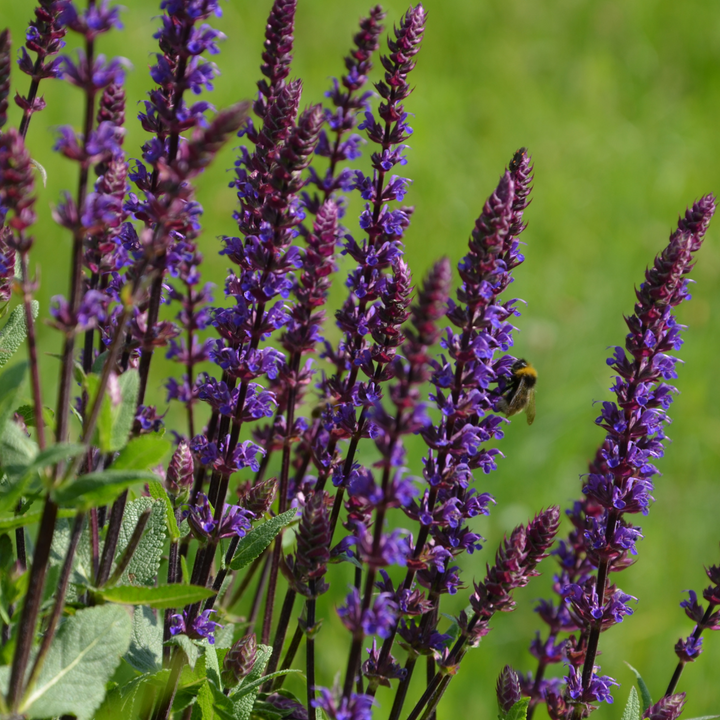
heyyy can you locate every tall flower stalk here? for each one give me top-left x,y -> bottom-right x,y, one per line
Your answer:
522,196 -> 716,720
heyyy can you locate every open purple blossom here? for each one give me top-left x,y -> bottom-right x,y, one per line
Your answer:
169,607 -> 221,644
338,587 -> 398,640
183,492 -> 253,541
313,687 -> 375,720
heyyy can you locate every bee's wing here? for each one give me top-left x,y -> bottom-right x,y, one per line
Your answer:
504,380 -> 527,417
525,387 -> 536,425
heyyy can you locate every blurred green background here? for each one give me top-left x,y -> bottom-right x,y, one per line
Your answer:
2,0 -> 720,718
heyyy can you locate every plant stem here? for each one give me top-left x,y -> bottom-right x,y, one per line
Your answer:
96,490 -> 128,586
665,602 -> 717,696
271,623 -> 303,691
247,553 -> 271,635
306,581 -> 317,720
24,512 -> 85,692
6,497 -> 58,711
105,507 -> 152,586
55,28 -> 98,449
264,586 -> 297,680
224,550 -> 266,610
149,648 -> 184,720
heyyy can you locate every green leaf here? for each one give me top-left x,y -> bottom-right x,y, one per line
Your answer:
0,302 -> 38,368
100,583 -> 216,609
52,469 -> 158,510
204,641 -> 221,690
229,508 -> 297,571
624,662 -> 653,713
231,669 -> 300,703
148,480 -> 180,540
20,604 -> 132,720
0,507 -> 75,531
96,666 -> 170,720
0,418 -> 38,469
15,404 -> 55,431
170,634 -> 200,669
111,370 -> 140,451
113,435 -> 171,471
114,497 -> 166,586
621,687 -> 642,720
0,423 -> 40,513
504,697 -> 530,720
0,442 -> 83,516
90,370 -> 139,453
91,350 -> 110,375
230,644 -> 272,720
125,606 -> 163,674
191,680 -> 215,720
0,361 -> 28,432
33,442 -> 86,471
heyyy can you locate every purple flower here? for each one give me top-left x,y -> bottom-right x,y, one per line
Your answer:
184,492 -> 253,541
674,634 -> 703,662
565,664 -> 618,704
337,587 -> 398,640
312,687 -> 375,720
169,608 -> 221,644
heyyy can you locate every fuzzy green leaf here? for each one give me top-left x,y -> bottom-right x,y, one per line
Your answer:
0,422 -> 39,513
200,642 -> 220,691
125,606 -> 163,674
100,583 -> 216,609
191,680 -> 215,720
113,435 -> 171,471
231,644 -> 272,720
229,508 -> 297,571
52,469 -> 158,509
170,634 -> 200,669
0,507 -> 75,531
624,662 -> 653,712
114,497 -> 166,586
91,370 -> 140,453
20,604 -> 132,720
504,697 -> 530,720
148,479 -> 180,540
0,361 -> 27,432
0,302 -> 38,369
15,404 -> 55,432
621,687 -> 642,720
111,370 -> 140,451
0,443 -> 83,516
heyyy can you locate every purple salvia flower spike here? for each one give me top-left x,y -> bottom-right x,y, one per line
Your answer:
0,129 -> 37,235
286,490 -> 331,599
255,0 -> 296,119
16,0 -> 67,137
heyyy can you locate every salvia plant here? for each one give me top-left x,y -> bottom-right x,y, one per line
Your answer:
0,2 -> 716,720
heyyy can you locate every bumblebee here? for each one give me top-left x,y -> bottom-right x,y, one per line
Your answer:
497,358 -> 537,425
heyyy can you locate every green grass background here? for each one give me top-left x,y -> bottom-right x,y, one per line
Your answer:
2,0 -> 720,718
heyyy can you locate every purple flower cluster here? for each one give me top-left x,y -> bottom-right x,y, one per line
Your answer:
4,4 -> 719,720
169,607 -> 221,644
522,196 -> 716,720
183,492 -> 253,541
